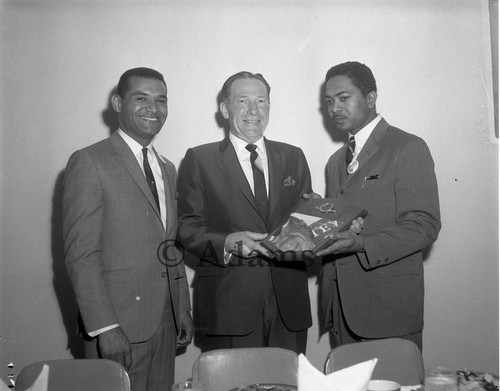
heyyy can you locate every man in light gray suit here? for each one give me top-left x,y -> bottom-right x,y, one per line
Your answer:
63,67 -> 193,391
318,62 -> 441,351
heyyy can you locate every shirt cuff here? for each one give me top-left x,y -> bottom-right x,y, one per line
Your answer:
87,324 -> 120,337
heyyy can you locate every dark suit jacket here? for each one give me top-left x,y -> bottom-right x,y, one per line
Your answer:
63,131 -> 191,343
320,118 -> 441,338
177,137 -> 313,335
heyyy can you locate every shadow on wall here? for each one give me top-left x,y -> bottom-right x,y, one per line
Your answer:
51,170 -> 85,358
102,87 -> 119,136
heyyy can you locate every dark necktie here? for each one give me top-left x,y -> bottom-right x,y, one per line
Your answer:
142,147 -> 160,212
345,134 -> 356,169
246,144 -> 268,219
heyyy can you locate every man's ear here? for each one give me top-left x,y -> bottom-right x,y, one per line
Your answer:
367,91 -> 377,109
219,101 -> 229,119
111,93 -> 122,113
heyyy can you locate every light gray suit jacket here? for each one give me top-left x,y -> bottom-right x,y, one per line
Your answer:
320,118 -> 441,338
63,131 -> 190,343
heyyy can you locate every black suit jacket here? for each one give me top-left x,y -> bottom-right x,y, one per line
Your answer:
177,137 -> 313,335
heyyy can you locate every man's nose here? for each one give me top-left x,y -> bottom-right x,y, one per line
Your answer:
146,102 -> 159,112
248,101 -> 258,115
330,100 -> 342,113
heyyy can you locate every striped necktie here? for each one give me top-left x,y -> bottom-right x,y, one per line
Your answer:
142,147 -> 160,212
246,144 -> 268,219
345,135 -> 356,171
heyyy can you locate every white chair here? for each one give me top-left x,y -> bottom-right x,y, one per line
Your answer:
192,347 -> 298,391
15,359 -> 131,391
324,338 -> 425,385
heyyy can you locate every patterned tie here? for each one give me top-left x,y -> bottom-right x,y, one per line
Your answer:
246,144 -> 268,219
345,134 -> 356,170
142,147 -> 160,212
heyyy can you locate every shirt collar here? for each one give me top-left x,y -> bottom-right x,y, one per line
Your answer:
117,128 -> 154,156
229,132 -> 267,156
350,114 -> 382,153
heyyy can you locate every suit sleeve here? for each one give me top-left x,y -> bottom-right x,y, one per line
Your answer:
177,148 -> 228,264
166,163 -> 192,313
62,150 -> 119,332
359,138 -> 441,268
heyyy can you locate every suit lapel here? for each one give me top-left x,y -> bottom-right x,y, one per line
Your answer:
266,139 -> 282,218
219,138 -> 266,222
110,132 -> 162,222
343,118 -> 389,185
155,150 -> 175,236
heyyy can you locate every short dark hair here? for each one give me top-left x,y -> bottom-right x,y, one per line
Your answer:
116,67 -> 166,98
325,62 -> 377,96
219,71 -> 271,104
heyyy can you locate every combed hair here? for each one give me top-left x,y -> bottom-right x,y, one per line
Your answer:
325,62 -> 377,96
116,67 -> 166,98
219,71 -> 271,104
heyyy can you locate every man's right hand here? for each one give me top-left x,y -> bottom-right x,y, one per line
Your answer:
225,231 -> 270,258
302,192 -> 322,199
98,327 -> 132,371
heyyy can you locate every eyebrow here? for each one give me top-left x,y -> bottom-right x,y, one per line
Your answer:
129,91 -> 167,99
324,90 -> 349,99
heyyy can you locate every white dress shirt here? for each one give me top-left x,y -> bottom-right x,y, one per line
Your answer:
349,114 -> 382,159
229,132 -> 269,196
118,129 -> 166,228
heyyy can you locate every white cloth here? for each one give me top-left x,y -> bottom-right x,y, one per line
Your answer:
298,354 -> 377,391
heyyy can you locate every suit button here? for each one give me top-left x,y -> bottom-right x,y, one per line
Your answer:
162,272 -> 167,278
135,296 -> 141,301
339,189 -> 344,195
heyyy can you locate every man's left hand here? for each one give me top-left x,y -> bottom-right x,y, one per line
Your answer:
315,229 -> 365,257
176,311 -> 194,347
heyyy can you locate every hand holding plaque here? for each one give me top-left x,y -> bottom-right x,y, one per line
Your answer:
262,197 -> 368,260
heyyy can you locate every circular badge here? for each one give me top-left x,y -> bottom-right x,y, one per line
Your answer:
347,160 -> 359,174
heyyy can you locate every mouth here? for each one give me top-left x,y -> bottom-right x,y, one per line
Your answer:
244,119 -> 260,125
139,115 -> 160,122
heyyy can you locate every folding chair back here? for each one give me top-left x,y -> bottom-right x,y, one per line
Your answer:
324,338 -> 425,385
192,347 -> 298,391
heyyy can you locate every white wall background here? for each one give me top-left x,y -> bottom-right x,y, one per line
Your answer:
1,0 -> 498,386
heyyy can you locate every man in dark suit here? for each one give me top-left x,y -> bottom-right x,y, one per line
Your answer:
63,67 -> 193,390
177,71 -> 313,354
317,62 -> 441,351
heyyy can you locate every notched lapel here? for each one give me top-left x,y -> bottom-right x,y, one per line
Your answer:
266,143 -> 283,216
344,119 -> 389,183
110,132 -> 162,221
219,139 -> 266,221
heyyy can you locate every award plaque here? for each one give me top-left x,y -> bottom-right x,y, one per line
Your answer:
262,197 -> 368,260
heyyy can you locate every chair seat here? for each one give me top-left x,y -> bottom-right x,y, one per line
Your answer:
15,359 -> 131,391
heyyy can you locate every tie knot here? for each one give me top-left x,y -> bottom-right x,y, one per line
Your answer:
142,147 -> 149,158
246,144 -> 258,162
246,144 -> 257,153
